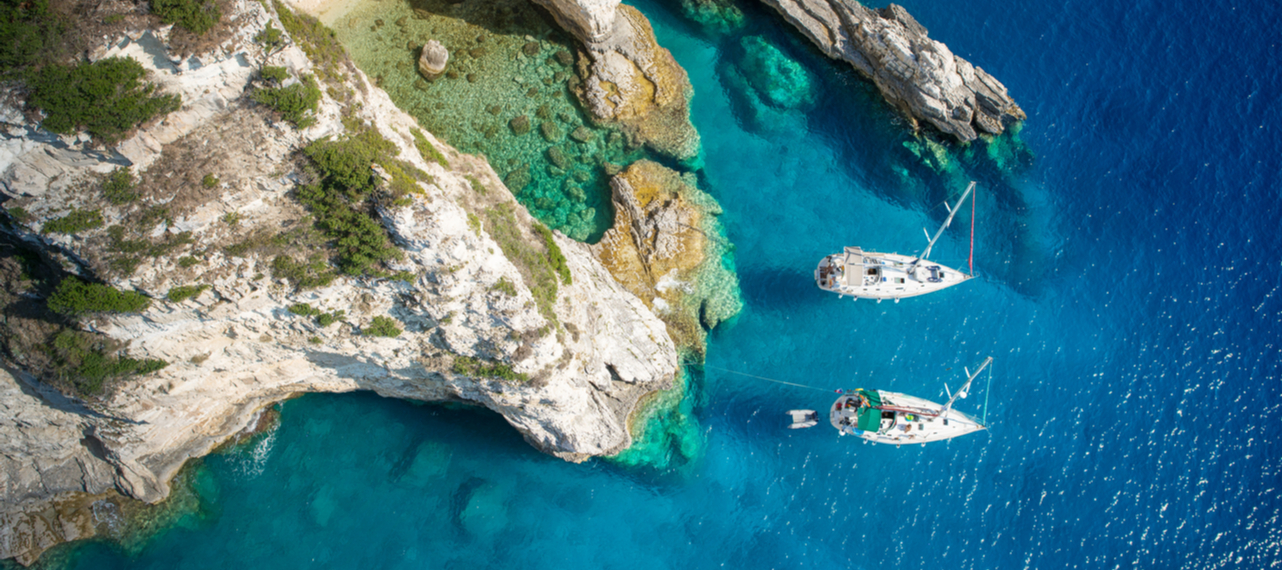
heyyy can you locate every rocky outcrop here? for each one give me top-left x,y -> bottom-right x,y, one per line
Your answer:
566,4 -> 701,163
758,0 -> 1024,141
593,161 -> 741,354
417,40 -> 448,78
0,0 -> 677,563
530,0 -> 622,43
0,367 -> 119,565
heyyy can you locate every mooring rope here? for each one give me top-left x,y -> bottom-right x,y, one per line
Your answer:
702,364 -> 835,393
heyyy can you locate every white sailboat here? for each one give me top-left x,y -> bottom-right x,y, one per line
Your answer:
827,357 -> 993,446
815,181 -> 978,301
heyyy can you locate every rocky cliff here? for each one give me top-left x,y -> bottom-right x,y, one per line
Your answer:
758,0 -> 1024,141
533,0 -> 701,162
0,0 -> 682,563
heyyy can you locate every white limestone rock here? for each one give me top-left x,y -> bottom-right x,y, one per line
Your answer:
417,40 -> 448,78
756,0 -> 1025,141
0,0 -> 678,563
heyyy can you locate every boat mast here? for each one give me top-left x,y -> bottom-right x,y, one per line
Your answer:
940,356 -> 993,418
914,181 -> 976,265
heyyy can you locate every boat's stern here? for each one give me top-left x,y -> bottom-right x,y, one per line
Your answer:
815,254 -> 844,292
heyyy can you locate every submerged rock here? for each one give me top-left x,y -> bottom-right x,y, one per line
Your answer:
508,115 -> 531,135
737,36 -> 815,109
758,0 -> 1024,141
418,40 -> 449,78
679,0 -> 746,34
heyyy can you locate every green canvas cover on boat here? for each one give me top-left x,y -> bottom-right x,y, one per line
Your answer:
854,389 -> 883,432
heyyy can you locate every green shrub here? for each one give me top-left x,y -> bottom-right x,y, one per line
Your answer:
361,315 -> 401,337
43,209 -> 103,234
166,284 -> 208,302
201,173 -> 219,188
381,160 -> 428,205
467,212 -> 481,236
221,212 -> 240,226
102,167 -> 137,204
315,309 -> 344,327
0,0 -> 66,79
271,0 -> 347,86
272,254 -> 335,288
288,303 -> 345,326
255,24 -> 284,50
106,225 -> 148,253
47,277 -> 151,316
412,129 -> 449,168
484,204 -> 560,325
466,175 -> 486,195
287,302 -> 320,316
260,65 -> 288,83
150,0 -> 221,34
177,256 -> 200,268
110,257 -> 142,276
145,231 -> 193,258
49,330 -> 168,396
534,223 -> 571,285
26,57 -> 181,143
303,130 -> 396,199
451,355 -> 527,382
7,207 -> 31,223
491,277 -> 516,296
308,335 -> 322,344
296,131 -> 404,276
253,73 -> 321,128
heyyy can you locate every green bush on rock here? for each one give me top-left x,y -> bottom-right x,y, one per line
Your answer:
451,355 -> 527,382
43,209 -> 103,234
166,284 -> 208,302
47,277 -> 151,316
151,0 -> 221,35
361,315 -> 401,337
102,167 -> 138,204
49,330 -> 168,396
26,57 -> 181,142
253,72 -> 321,129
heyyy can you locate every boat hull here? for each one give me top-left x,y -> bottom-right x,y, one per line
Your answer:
815,247 -> 971,300
830,390 -> 984,445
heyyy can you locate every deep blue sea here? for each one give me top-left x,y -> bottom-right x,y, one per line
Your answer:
43,0 -> 1280,567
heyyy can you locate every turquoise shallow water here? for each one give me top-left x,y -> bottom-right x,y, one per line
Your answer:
30,0 -> 1280,567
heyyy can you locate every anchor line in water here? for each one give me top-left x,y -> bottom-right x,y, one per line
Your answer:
702,365 -> 835,393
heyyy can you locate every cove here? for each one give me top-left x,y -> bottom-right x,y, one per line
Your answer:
26,0 -> 1280,567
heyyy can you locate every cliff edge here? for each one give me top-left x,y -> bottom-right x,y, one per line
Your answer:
0,0 -> 678,563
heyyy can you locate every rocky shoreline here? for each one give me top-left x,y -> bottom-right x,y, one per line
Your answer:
0,0 -> 1023,564
758,0 -> 1025,141
0,0 -> 696,563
